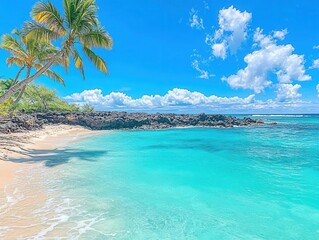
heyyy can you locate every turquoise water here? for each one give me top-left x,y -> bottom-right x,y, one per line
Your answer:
51,115 -> 319,239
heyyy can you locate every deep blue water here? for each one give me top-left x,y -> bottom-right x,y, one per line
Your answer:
47,115 -> 319,239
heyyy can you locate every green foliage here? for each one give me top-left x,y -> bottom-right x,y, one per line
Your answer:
0,78 -> 16,95
0,1 -> 112,105
0,79 -> 17,115
0,99 -> 14,116
23,0 -> 113,78
0,31 -> 65,85
18,84 -> 80,113
81,104 -> 94,113
0,79 -> 80,114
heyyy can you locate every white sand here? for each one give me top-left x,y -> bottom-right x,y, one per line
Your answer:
0,124 -> 99,189
0,125 -> 103,239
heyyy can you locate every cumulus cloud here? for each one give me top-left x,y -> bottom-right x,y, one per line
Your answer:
65,88 -> 258,111
189,9 -> 204,30
310,59 -> 319,69
273,29 -> 288,40
224,28 -> 311,93
208,6 -> 251,59
212,42 -> 227,60
65,88 -> 314,112
276,84 -> 301,102
313,45 -> 319,50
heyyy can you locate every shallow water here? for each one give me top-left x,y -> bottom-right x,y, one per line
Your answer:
3,115 -> 319,239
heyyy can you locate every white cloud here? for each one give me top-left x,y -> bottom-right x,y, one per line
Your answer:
210,6 -> 252,58
310,59 -> 319,69
191,50 -> 214,79
192,59 -> 210,79
65,88 -> 315,112
273,29 -> 288,40
65,88 -> 257,111
313,45 -> 319,50
276,84 -> 301,102
224,28 -> 311,93
189,9 -> 204,30
317,84 -> 319,97
212,42 -> 227,60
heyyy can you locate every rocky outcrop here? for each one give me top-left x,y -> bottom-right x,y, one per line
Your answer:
0,114 -> 44,134
0,112 -> 264,134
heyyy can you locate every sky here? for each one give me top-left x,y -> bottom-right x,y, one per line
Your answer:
0,0 -> 319,113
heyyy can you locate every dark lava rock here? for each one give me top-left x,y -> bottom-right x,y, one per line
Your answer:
0,114 -> 43,134
0,112 -> 265,134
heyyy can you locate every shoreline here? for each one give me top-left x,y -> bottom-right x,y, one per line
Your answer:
0,119 -> 267,191
0,124 -> 104,239
0,124 -> 103,189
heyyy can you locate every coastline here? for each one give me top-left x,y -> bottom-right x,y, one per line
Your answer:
0,112 -> 264,134
0,116 -> 317,239
0,124 -> 102,189
0,124 -> 104,239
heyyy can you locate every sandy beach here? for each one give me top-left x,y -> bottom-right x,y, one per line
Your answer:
0,125 -> 98,187
0,124 -> 101,239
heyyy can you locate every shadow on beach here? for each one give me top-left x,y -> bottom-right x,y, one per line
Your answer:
0,135 -> 108,167
8,148 -> 108,167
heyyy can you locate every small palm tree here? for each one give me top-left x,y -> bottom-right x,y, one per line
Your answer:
0,30 -> 64,106
0,0 -> 112,104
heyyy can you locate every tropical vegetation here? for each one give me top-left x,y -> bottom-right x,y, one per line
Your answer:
1,29 -> 64,109
0,79 -> 93,116
0,0 -> 112,112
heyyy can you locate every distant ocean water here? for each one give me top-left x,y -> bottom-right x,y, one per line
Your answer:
23,115 -> 319,239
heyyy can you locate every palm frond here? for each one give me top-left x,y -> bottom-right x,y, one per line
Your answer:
72,0 -> 99,33
61,50 -> 70,73
34,63 -> 65,86
32,1 -> 66,36
79,27 -> 112,49
34,42 -> 60,62
6,56 -> 25,67
22,21 -> 60,42
44,69 -> 65,86
83,46 -> 108,74
0,34 -> 27,58
72,48 -> 85,79
63,0 -> 77,30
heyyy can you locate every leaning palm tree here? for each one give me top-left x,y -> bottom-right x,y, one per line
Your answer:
0,0 -> 112,104
1,30 -> 64,106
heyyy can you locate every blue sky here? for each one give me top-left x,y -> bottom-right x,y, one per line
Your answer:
0,0 -> 319,113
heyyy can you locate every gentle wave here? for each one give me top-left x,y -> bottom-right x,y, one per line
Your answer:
2,119 -> 319,239
251,114 -> 307,117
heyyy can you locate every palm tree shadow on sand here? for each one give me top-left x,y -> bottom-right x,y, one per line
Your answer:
0,135 -> 108,167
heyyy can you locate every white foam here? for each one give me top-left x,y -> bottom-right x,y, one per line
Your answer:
252,114 -> 306,117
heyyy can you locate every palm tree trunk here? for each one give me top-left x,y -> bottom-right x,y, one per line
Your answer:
0,51 -> 62,104
13,66 -> 26,85
10,67 -> 31,110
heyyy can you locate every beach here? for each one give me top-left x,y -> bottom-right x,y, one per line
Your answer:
0,115 -> 318,239
0,125 -> 97,186
0,125 -> 100,239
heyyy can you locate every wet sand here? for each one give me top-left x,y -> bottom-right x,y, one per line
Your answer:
0,125 -> 102,239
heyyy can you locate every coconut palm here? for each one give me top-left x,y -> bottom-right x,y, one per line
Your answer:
0,0 -> 112,104
0,30 -> 64,107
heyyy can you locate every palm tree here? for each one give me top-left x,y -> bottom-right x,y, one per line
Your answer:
0,30 -> 64,107
0,0 -> 112,104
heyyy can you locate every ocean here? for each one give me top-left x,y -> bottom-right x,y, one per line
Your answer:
5,115 -> 319,239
